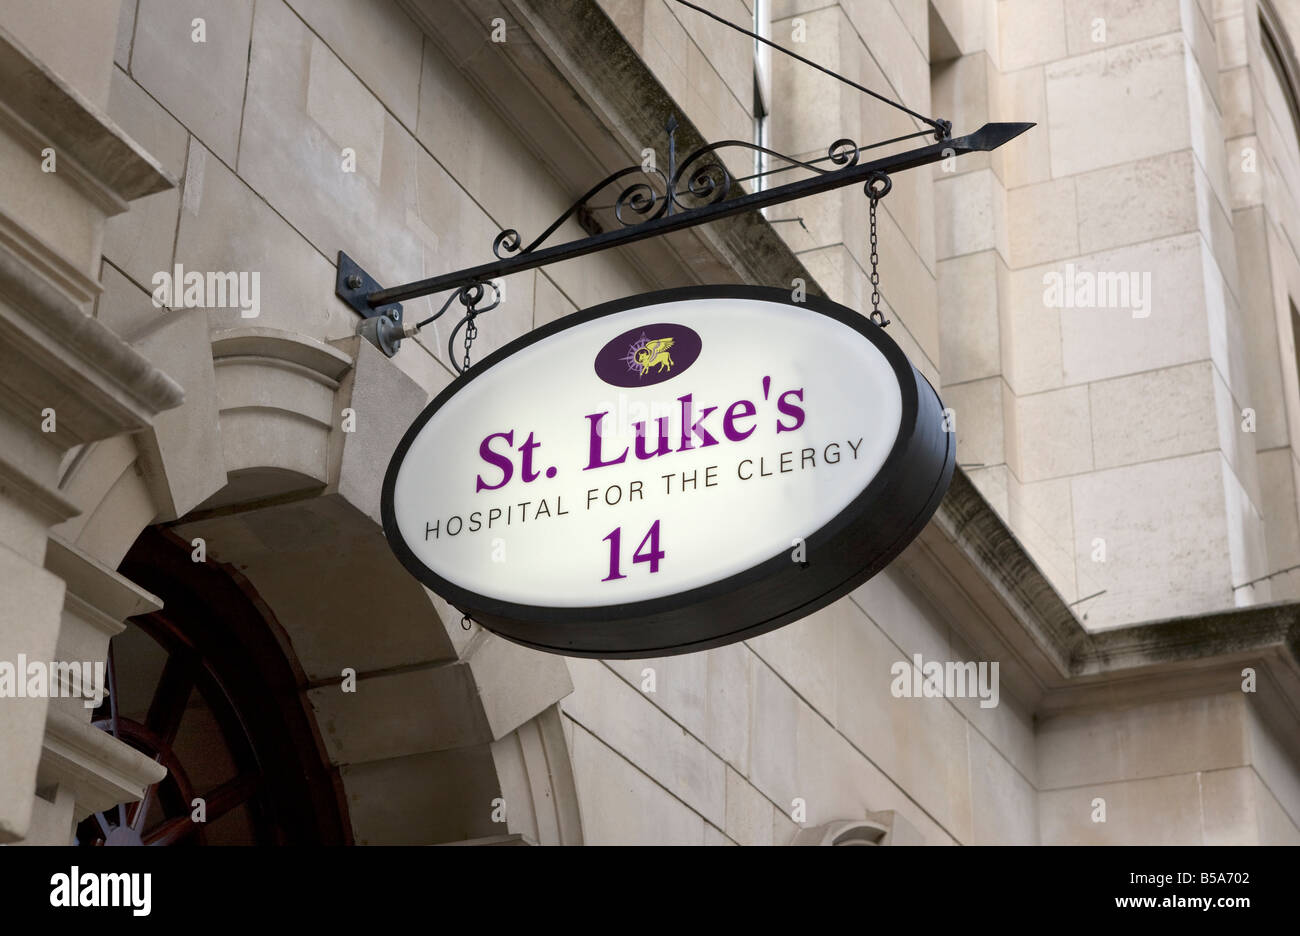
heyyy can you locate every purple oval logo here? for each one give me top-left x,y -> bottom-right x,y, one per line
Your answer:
594,322 -> 702,387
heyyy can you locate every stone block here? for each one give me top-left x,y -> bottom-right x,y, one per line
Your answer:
308,661 -> 490,765
704,641 -> 751,774
747,655 -> 799,810
1007,177 -> 1078,268
1200,766 -> 1258,844
939,250 -> 1003,385
562,658 -> 725,826
238,0 -> 420,287
1257,448 -> 1300,599
1069,451 -> 1233,625
841,0 -> 932,116
831,600 -> 973,841
174,140 -> 354,340
1038,692 -> 1248,790
725,766 -> 775,846
1219,65 -> 1253,138
997,66 -> 1051,187
1231,207 -> 1285,448
998,0 -> 1067,71
131,0 -> 253,164
130,308 -> 227,520
1045,34 -> 1191,178
1244,699 -> 1300,832
967,725 -> 1037,844
330,335 -> 427,526
797,685 -> 969,842
1057,234 -> 1211,386
103,70 -> 186,293
936,167 -> 1006,262
465,634 -> 573,742
1002,261 -> 1064,394
570,723 -> 706,845
1039,772 -> 1204,844
1088,361 -> 1218,470
533,272 -> 576,328
943,376 -> 1005,470
747,597 -> 842,720
285,0 -> 422,129
1253,771 -> 1300,845
603,650 -> 709,743
340,745 -> 500,844
0,545 -> 66,842
1075,150 -> 1198,255
1007,384 -> 1093,483
1062,0 -> 1181,55
1006,474 -> 1081,604
115,0 -> 137,69
94,262 -> 159,342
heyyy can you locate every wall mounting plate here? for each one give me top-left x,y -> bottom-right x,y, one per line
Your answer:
335,252 -> 402,325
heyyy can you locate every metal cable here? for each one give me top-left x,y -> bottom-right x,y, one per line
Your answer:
670,0 -> 946,135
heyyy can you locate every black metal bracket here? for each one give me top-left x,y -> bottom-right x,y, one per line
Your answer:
336,121 -> 1034,357
336,252 -> 402,324
337,252 -> 406,357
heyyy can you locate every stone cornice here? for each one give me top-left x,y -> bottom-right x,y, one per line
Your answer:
0,24 -> 174,205
0,238 -> 185,446
45,535 -> 162,625
908,469 -> 1300,723
39,707 -> 167,821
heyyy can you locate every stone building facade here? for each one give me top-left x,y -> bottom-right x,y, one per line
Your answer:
0,0 -> 1297,845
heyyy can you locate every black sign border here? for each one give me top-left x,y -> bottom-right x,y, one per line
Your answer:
381,285 -> 954,658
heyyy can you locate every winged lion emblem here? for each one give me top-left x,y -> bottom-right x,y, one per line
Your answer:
634,337 -> 675,375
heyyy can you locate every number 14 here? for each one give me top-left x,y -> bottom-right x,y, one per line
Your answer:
602,520 -> 665,581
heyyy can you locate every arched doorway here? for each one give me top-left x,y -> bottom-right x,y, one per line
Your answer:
76,527 -> 350,845
49,327 -> 581,844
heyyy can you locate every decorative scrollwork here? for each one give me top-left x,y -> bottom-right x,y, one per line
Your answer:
671,147 -> 732,211
493,229 -> 522,259
669,138 -> 864,210
827,138 -> 860,167
487,131 -> 872,260
490,164 -> 670,262
614,180 -> 663,225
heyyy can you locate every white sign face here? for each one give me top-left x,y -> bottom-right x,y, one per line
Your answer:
389,296 -> 901,605
382,285 -> 952,658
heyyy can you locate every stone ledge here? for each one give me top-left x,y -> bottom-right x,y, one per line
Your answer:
212,327 -> 354,384
912,468 -> 1300,723
38,707 -> 167,821
0,237 -> 185,445
0,24 -> 174,204
45,534 -> 162,624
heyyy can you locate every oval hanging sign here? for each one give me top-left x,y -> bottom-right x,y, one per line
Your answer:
381,285 -> 954,658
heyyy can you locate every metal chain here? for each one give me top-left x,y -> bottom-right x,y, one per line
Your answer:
867,172 -> 891,328
447,282 -> 498,375
463,310 -> 478,371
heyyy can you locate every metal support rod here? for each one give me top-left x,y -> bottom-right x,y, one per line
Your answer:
364,122 -> 1032,307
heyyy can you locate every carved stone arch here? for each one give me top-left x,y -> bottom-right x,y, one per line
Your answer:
53,326 -> 582,844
